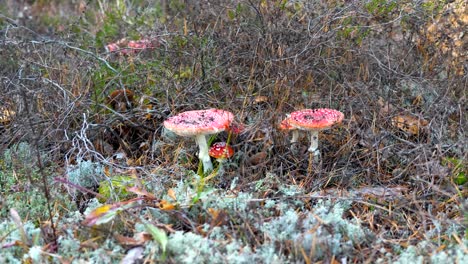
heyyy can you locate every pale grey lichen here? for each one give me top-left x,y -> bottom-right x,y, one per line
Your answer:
202,191 -> 254,213
1,190 -> 49,219
430,241 -> 468,263
24,246 -> 43,263
167,230 -> 256,264
393,246 -> 424,264
66,160 -> 105,191
387,238 -> 468,264
0,220 -> 42,260
260,209 -> 299,241
167,231 -> 220,263
3,142 -> 34,168
254,245 -> 283,264
278,183 -> 303,197
264,199 -> 276,209
0,253 -> 21,264
57,234 -> 81,257
257,199 -> 369,260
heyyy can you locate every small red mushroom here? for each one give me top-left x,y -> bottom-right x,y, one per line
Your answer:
163,109 -> 234,173
209,142 -> 234,160
209,142 -> 234,175
287,108 -> 344,156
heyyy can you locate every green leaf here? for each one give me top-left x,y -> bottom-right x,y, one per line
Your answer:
227,9 -> 236,20
442,157 -> 467,185
144,222 -> 168,260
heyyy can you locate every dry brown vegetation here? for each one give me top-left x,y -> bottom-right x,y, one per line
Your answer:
0,0 -> 466,262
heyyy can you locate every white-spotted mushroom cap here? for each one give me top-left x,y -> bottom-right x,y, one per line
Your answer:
164,109 -> 234,137
288,108 -> 344,131
286,108 -> 344,155
209,142 -> 234,160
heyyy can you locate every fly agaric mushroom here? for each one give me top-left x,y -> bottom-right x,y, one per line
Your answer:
287,108 -> 344,156
163,109 -> 234,173
279,116 -> 300,144
209,142 -> 234,161
209,142 -> 234,175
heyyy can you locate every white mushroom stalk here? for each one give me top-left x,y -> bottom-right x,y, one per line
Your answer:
195,134 -> 212,172
308,130 -> 320,156
291,130 -> 299,144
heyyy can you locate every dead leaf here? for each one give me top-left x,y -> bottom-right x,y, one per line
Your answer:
103,166 -> 111,177
167,189 -> 177,201
127,186 -> 156,200
158,200 -> 176,210
80,238 -> 100,250
207,208 -> 220,219
377,97 -> 394,116
412,95 -> 424,107
82,199 -> 140,226
248,151 -> 268,166
115,232 -> 151,247
253,95 -> 269,104
121,246 -> 144,264
391,115 -> 428,135
143,104 -> 153,120
207,208 -> 228,227
9,209 -> 28,246
0,109 -> 15,124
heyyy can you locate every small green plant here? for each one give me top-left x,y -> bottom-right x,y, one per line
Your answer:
442,157 -> 467,185
364,0 -> 398,19
98,175 -> 141,202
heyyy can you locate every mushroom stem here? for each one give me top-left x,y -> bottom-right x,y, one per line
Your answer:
216,159 -> 226,175
308,130 -> 320,156
291,130 -> 299,144
195,134 -> 213,173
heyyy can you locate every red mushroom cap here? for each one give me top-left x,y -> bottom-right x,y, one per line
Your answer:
105,43 -> 120,53
128,39 -> 155,52
163,109 -> 234,137
209,142 -> 234,159
278,117 -> 294,131
288,108 -> 344,130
